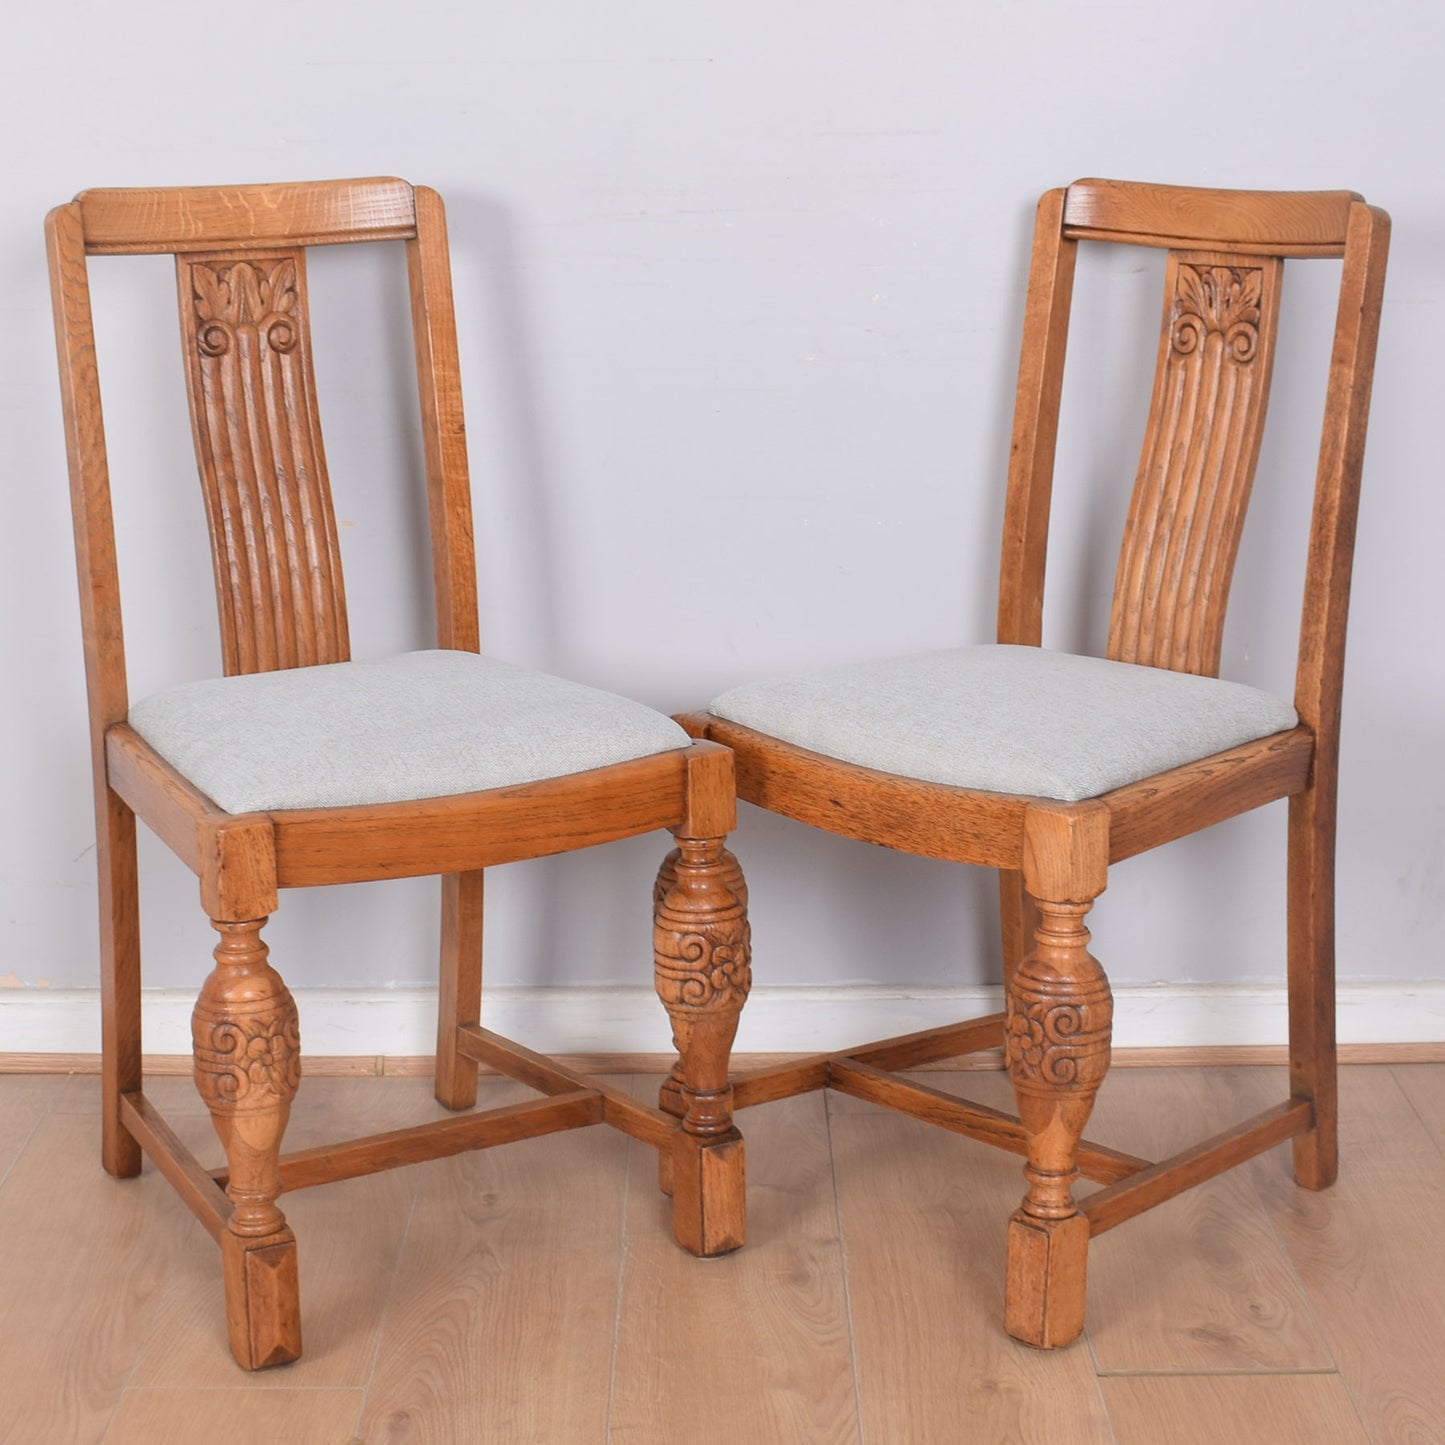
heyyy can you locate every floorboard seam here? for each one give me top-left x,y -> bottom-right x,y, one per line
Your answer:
353,1140 -> 424,1423
1389,1063 -> 1445,1162
1094,1366 -> 1344,1378
602,1075 -> 637,1445
1083,1325 -> 1124,1445
0,1114 -> 41,1195
95,1174 -> 172,1441
1245,1129 -> 1352,1387
824,1089 -> 868,1445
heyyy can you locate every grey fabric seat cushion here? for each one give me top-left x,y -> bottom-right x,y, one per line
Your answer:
708,645 -> 1299,803
128,650 -> 691,815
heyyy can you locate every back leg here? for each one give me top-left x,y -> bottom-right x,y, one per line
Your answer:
1287,787 -> 1337,1189
99,788 -> 142,1178
998,867 -> 1040,990
435,870 -> 485,1111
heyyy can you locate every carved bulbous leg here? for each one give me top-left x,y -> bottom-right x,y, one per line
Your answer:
1004,897 -> 1112,1349
654,847 -> 748,1197
193,917 -> 302,1370
653,838 -> 751,1254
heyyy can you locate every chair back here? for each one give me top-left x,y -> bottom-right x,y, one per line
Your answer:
996,178 -> 1389,748
46,178 -> 479,736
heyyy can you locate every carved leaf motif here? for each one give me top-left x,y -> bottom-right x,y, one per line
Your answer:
192,264 -> 226,321
189,258 -> 301,355
1172,264 -> 1263,362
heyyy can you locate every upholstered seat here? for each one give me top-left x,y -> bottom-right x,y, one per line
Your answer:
709,645 -> 1297,803
129,649 -> 691,813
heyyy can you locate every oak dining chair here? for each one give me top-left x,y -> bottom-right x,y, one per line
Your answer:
45,177 -> 752,1370
679,179 -> 1389,1347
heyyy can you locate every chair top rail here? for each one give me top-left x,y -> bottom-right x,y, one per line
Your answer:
1063,177 -> 1361,255
74,176 -> 417,255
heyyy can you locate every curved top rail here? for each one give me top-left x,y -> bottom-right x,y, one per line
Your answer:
75,176 -> 417,255
1063,178 -> 1362,254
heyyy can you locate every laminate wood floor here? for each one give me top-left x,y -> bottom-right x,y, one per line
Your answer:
3,1065 -> 1442,1444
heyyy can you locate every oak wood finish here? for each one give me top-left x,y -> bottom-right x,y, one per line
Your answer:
1108,250 -> 1282,676
433,870 -> 484,1110
256,1088 -> 603,1191
679,710 -> 1028,867
827,1059 -> 1147,1184
1080,1097 -> 1311,1236
1062,177 -> 1360,253
77,177 -> 418,254
1004,803 -> 1113,1347
689,179 -> 1389,1351
653,836 -> 751,1253
1286,198 -> 1389,1190
193,916 -> 302,1368
46,176 -> 751,1369
457,1024 -> 678,1147
117,1091 -> 232,1241
177,247 -> 349,677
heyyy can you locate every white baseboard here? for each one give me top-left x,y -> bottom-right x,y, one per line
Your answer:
3,982 -> 1444,1058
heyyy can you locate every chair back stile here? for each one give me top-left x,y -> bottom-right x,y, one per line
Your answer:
407,186 -> 481,656
995,187 -> 1077,653
46,201 -> 131,750
1291,200 -> 1389,768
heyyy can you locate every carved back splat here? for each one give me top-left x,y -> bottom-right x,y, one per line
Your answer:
1108,250 -> 1282,676
177,248 -> 348,676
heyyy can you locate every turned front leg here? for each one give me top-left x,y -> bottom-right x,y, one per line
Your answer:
653,837 -> 751,1254
193,917 -> 302,1370
654,847 -> 748,1196
1004,803 -> 1112,1349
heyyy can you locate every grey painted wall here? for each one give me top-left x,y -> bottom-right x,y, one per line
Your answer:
2,1 -> 1440,1003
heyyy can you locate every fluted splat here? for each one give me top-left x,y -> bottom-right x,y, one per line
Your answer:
178,248 -> 348,676
1108,250 -> 1282,676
